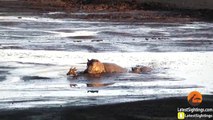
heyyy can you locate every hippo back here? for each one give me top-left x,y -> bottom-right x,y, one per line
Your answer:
103,63 -> 127,73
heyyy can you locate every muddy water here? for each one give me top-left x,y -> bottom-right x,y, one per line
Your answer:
0,9 -> 213,109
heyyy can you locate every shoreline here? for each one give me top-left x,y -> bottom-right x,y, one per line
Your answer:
1,0 -> 213,22
23,0 -> 213,22
0,95 -> 213,120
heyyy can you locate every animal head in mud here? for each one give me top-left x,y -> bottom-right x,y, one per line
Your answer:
132,66 -> 142,73
67,67 -> 78,76
132,66 -> 152,73
86,59 -> 106,74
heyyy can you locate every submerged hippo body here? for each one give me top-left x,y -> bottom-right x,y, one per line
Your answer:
103,63 -> 128,73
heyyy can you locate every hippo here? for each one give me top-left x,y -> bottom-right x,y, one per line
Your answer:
67,59 -> 152,77
84,59 -> 128,74
131,65 -> 152,73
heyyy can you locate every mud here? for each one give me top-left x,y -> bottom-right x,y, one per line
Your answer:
0,0 -> 213,119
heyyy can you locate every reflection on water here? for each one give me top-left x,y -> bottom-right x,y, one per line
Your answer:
0,10 -> 213,109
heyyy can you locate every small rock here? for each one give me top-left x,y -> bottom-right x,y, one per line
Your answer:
87,90 -> 99,93
74,40 -> 82,42
70,84 -> 77,87
91,39 -> 103,42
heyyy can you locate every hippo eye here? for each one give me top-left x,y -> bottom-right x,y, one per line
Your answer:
87,62 -> 90,66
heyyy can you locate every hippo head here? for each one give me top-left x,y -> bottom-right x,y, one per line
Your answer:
132,65 -> 152,73
67,67 -> 77,76
131,66 -> 142,73
86,59 -> 106,74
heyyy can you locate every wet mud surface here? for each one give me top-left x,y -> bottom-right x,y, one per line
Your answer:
0,0 -> 213,111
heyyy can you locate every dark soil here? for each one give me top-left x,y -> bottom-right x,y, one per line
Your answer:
0,96 -> 212,120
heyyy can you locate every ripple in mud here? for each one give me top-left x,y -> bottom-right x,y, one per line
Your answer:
0,66 -> 16,78
0,98 -> 52,105
0,45 -> 23,49
0,76 -> 6,81
101,31 -> 133,37
117,75 -> 183,82
0,66 -> 17,69
110,85 -> 203,90
0,70 -> 9,75
68,36 -> 95,39
0,22 -> 19,26
72,44 -> 100,52
144,85 -> 203,90
91,39 -> 103,42
22,76 -> 51,81
55,29 -> 74,33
